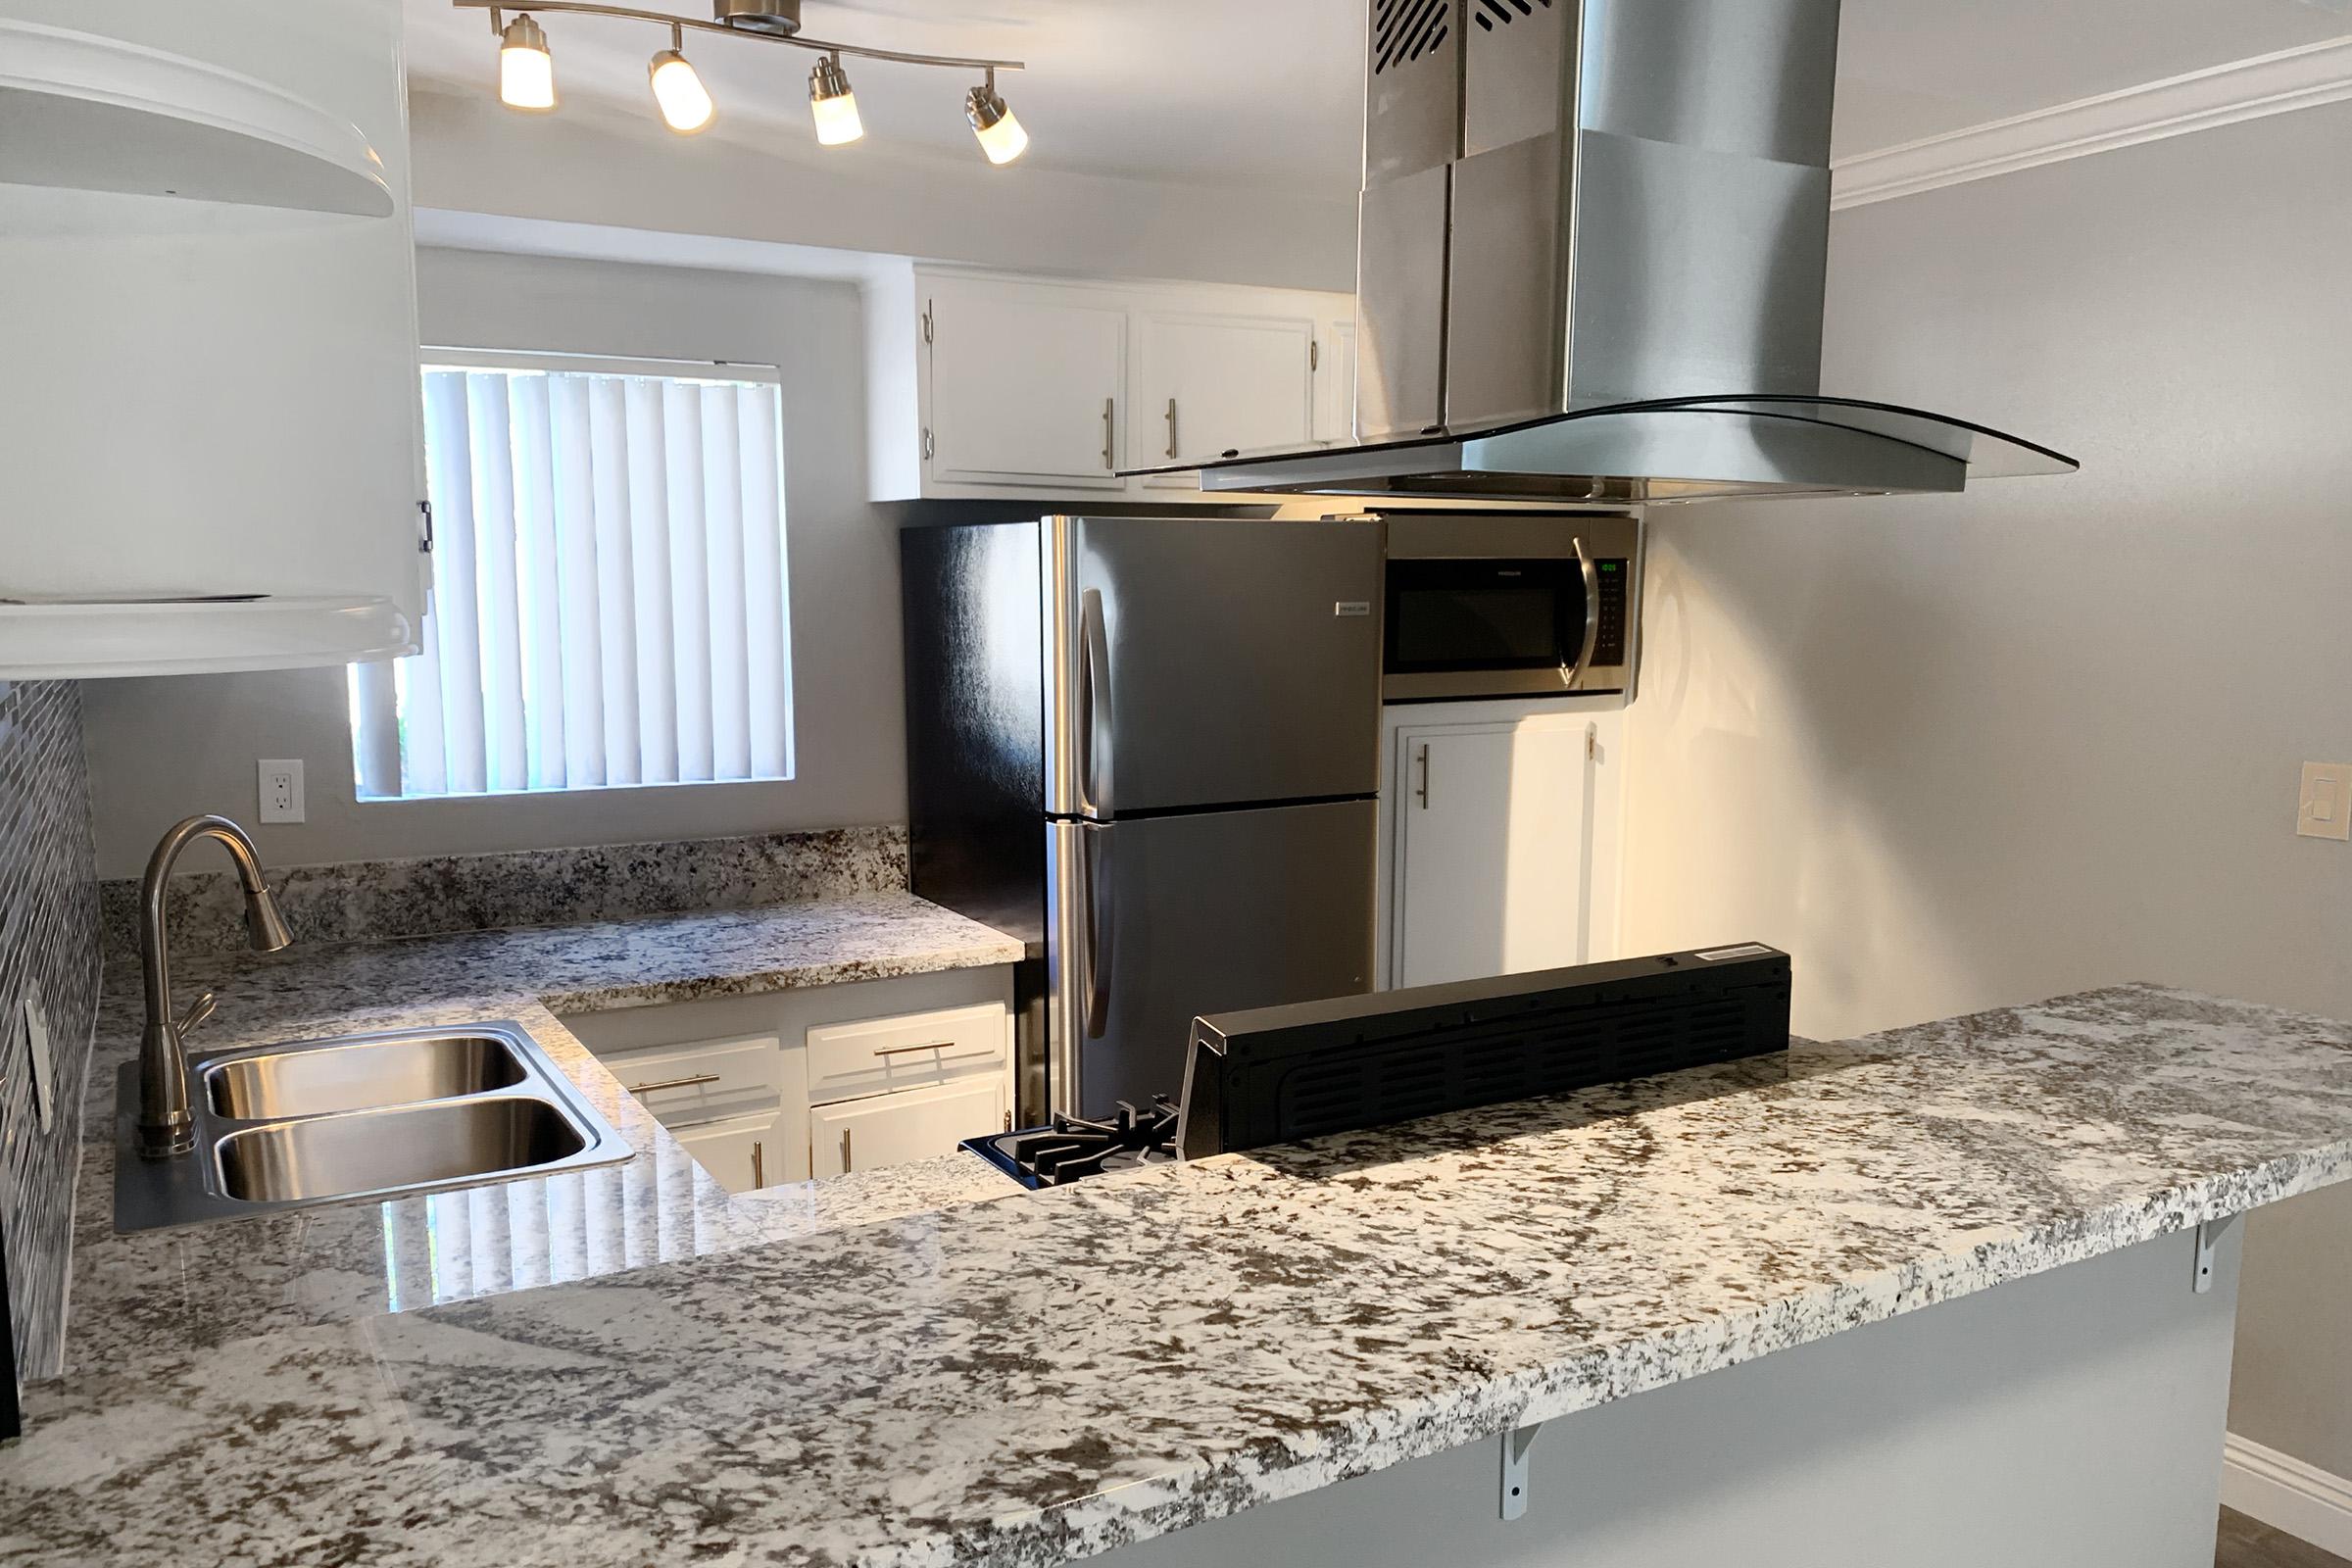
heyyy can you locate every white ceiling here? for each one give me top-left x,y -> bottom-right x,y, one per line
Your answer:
401,0 -> 2351,192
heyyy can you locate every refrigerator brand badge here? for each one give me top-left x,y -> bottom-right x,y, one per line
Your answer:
1333,601 -> 1371,617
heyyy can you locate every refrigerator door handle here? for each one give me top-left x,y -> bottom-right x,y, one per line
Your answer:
1083,823 -> 1114,1039
1079,586 -> 1115,816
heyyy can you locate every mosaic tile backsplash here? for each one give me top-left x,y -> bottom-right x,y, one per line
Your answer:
99,825 -> 908,963
0,681 -> 102,1392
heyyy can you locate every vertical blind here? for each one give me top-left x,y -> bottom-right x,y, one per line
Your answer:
353,353 -> 793,800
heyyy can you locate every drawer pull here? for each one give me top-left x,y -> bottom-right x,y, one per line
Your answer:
872,1040 -> 958,1058
626,1071 -> 722,1095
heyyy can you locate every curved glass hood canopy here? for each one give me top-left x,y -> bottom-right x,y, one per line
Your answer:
1154,395 -> 2079,504
1127,0 -> 2076,506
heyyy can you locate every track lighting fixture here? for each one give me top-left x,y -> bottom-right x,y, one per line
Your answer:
498,12 -> 556,111
464,3 -> 1025,159
964,70 -> 1027,166
648,24 -> 714,132
808,52 -> 862,146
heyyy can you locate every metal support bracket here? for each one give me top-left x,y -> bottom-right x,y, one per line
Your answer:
1499,1422 -> 1543,1521
2194,1213 -> 2238,1294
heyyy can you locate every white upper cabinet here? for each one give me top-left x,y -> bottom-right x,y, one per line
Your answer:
926,276 -> 1130,490
867,265 -> 1354,504
1134,310 -> 1317,488
0,0 -> 425,679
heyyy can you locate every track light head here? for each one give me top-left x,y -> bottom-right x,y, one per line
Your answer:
965,74 -> 1027,165
649,27 -> 714,132
809,52 -> 862,146
498,12 -> 557,111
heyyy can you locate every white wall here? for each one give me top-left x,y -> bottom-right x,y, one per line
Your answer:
1619,103 -> 2352,1477
407,88 -> 1359,294
80,248 -> 911,878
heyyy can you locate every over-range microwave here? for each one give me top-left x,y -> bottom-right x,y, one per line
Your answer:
1376,512 -> 1641,703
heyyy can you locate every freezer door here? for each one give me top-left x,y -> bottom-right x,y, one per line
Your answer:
1044,516 -> 1384,817
1047,801 -> 1376,1119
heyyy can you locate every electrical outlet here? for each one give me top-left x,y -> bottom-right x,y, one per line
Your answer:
2297,761 -> 2352,841
258,759 -> 306,824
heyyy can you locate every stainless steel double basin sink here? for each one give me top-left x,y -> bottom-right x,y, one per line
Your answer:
116,1022 -> 631,1233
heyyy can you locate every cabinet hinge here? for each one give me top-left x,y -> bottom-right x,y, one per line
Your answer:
417,499 -> 434,555
922,300 -> 934,345
1310,337 -> 1320,372
921,427 -> 935,462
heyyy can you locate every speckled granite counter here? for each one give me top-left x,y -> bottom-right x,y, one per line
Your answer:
53,892 -> 1029,1379
6,984 -> 2352,1567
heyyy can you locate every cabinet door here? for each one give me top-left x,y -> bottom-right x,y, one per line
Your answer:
809,1077 -> 1008,1178
0,0 -> 426,635
1315,318 -> 1359,445
927,279 -> 1127,489
1135,312 -> 1316,487
674,1109 -> 800,1194
1394,717 -> 1606,989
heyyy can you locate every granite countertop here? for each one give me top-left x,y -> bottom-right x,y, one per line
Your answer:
54,892 -> 1030,1378
5,983 -> 2351,1567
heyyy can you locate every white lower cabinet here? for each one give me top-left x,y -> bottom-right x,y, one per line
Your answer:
808,1077 -> 1009,1179
1382,700 -> 1626,990
560,965 -> 1014,1193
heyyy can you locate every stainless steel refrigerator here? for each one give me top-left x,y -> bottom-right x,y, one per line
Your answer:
902,514 -> 1383,1121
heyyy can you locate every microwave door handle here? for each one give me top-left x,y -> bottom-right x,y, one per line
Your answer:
1079,587 -> 1114,816
1567,535 -> 1600,684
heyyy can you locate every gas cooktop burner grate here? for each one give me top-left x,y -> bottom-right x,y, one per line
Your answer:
965,1097 -> 1181,1188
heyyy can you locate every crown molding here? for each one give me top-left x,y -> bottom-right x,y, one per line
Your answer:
1832,34 -> 2352,210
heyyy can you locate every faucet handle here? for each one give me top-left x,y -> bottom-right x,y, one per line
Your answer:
175,991 -> 218,1040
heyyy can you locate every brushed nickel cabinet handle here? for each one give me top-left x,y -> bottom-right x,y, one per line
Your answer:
1102,397 -> 1115,470
751,1140 -> 764,1190
873,1040 -> 956,1058
1165,397 -> 1178,460
1415,743 -> 1431,809
626,1071 -> 721,1095
842,1127 -> 854,1171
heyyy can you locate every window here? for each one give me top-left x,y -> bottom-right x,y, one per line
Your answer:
352,350 -> 793,800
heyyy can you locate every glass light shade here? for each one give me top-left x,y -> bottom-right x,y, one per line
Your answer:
975,107 -> 1027,164
649,50 -> 714,133
811,89 -> 863,145
965,84 -> 1028,165
809,56 -> 861,145
498,16 -> 556,111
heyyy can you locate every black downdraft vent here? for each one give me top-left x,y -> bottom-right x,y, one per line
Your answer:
1474,0 -> 1552,29
1176,946 -> 1793,1161
1373,0 -> 1449,74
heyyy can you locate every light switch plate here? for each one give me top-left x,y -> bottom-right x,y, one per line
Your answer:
259,758 -> 306,823
2298,761 -> 2352,841
22,986 -> 54,1135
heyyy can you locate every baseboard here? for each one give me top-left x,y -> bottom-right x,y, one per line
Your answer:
2223,1432 -> 2352,1558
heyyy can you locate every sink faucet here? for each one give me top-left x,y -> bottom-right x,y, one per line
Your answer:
137,814 -> 293,1158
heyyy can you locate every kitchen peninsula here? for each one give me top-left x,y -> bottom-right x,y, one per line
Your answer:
3,966 -> 2349,1567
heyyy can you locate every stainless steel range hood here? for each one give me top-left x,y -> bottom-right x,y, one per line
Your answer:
1134,0 -> 2076,504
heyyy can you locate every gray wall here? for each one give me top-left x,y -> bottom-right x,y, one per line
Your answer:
81,248 -> 912,879
1620,103 -> 2352,1477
